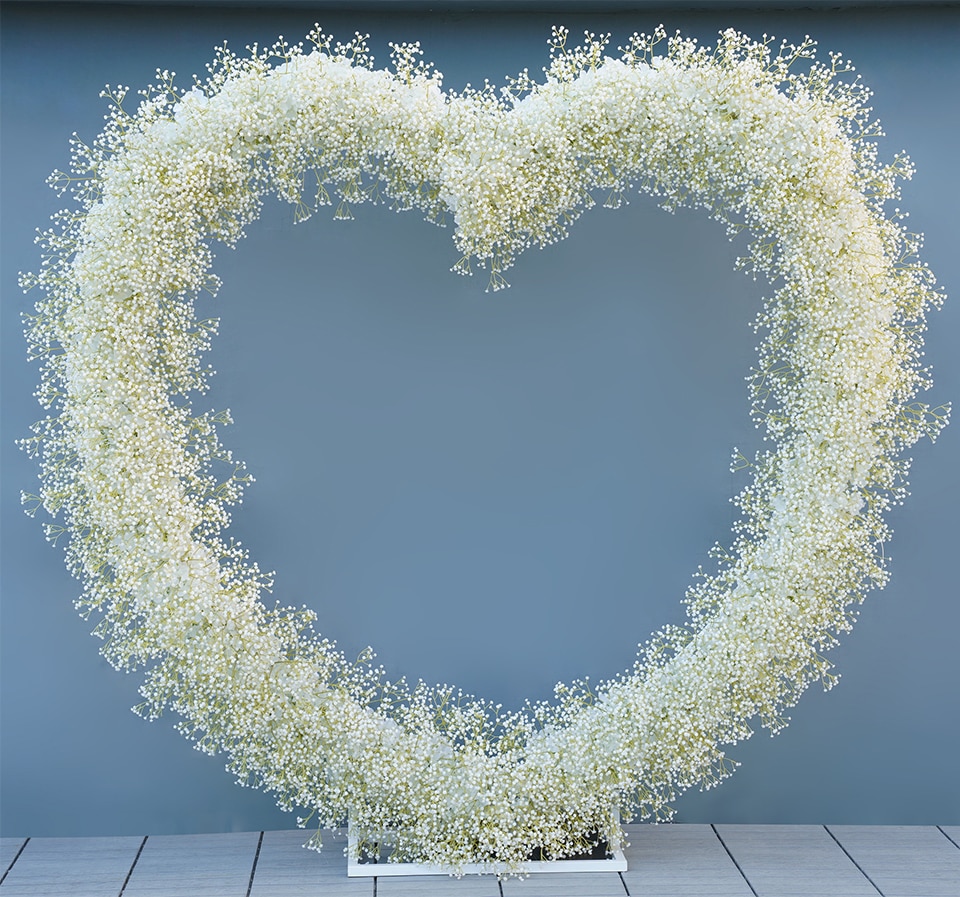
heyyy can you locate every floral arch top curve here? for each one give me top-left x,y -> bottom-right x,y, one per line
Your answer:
22,26 -> 947,871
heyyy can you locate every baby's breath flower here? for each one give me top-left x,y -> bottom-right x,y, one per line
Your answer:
20,27 -> 947,875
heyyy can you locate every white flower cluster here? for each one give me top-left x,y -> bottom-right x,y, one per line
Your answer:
22,26 -> 947,873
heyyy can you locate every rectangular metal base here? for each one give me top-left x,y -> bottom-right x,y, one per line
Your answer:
346,824 -> 627,877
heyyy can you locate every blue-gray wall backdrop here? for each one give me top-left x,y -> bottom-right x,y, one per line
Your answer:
2,1 -> 958,838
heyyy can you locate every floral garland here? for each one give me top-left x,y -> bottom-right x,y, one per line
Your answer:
22,26 -> 947,872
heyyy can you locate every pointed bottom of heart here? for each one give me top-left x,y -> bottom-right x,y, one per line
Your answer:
346,820 -> 627,877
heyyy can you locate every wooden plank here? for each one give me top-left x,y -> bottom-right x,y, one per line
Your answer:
249,829 -> 372,897
500,871 -> 625,896
121,831 -> 260,897
828,825 -> 960,897
715,825 -> 879,897
1,838 -> 29,878
379,872 -> 502,896
0,835 -> 143,897
3,826 -> 958,895
620,824 -> 754,897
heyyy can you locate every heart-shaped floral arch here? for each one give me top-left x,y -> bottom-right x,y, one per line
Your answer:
22,26 -> 947,872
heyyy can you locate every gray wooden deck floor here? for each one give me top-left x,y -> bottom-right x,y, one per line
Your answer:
2,825 -> 958,896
